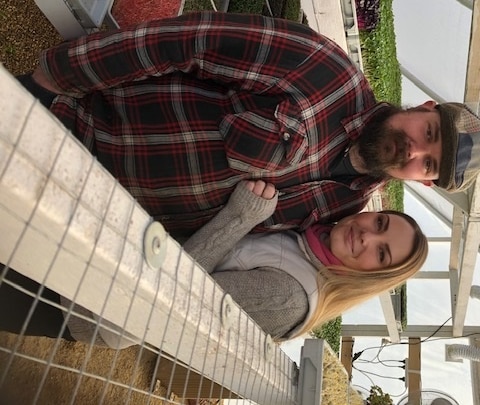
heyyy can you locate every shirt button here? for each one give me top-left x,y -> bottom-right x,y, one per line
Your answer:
283,132 -> 290,141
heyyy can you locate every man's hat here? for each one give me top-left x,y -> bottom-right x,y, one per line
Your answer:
435,103 -> 480,192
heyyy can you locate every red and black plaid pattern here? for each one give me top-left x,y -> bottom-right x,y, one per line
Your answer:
41,11 -> 385,238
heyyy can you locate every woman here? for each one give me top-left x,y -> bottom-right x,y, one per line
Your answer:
183,180 -> 428,341
0,181 -> 427,347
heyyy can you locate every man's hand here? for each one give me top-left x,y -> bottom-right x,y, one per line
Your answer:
244,180 -> 276,200
31,66 -> 62,94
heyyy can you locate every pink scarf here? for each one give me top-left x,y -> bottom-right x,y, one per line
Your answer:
303,223 -> 343,266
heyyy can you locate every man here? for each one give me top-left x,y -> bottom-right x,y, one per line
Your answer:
17,11 -> 480,239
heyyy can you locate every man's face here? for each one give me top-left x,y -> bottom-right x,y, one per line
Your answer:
357,105 -> 442,183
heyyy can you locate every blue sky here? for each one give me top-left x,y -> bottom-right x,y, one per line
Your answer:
293,0 -> 478,402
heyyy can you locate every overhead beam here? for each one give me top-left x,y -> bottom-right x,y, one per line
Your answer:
341,324 -> 480,338
452,181 -> 480,336
455,0 -> 474,10
399,65 -> 447,104
404,182 -> 456,228
379,292 -> 400,343
452,219 -> 480,336
464,0 -> 480,110
413,271 -> 450,279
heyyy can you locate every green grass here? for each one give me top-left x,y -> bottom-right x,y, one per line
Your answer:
182,0 -> 217,13
384,180 -> 404,211
281,0 -> 301,21
182,0 -> 301,20
310,317 -> 342,354
359,0 -> 401,106
228,0 -> 265,14
359,0 -> 404,212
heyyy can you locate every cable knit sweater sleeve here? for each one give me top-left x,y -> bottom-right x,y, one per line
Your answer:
183,181 -> 278,272
183,182 -> 309,340
211,267 -> 308,340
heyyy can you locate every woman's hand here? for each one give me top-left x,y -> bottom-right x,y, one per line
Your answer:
223,180 -> 278,223
183,180 -> 278,272
244,180 -> 276,200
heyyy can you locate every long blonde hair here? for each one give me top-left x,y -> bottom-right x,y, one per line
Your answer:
291,210 -> 428,338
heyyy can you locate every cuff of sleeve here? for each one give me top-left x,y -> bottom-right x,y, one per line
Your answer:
227,182 -> 278,223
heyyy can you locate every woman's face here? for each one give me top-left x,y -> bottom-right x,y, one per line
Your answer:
328,212 -> 415,271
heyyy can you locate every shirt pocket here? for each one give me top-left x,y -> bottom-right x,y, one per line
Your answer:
219,100 -> 307,173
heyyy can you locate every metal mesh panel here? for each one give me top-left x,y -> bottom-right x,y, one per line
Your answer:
0,65 -> 298,405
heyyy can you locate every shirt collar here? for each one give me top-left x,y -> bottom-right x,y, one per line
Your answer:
341,102 -> 393,142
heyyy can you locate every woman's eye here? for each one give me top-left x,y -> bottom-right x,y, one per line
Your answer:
379,247 -> 385,263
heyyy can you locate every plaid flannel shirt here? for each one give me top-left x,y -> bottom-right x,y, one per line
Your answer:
41,11 -> 387,238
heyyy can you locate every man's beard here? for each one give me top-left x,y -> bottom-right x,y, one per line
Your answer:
354,115 -> 409,177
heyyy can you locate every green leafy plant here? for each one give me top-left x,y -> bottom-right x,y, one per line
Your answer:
366,385 -> 393,405
183,0 -> 302,20
359,0 -> 401,105
310,317 -> 342,354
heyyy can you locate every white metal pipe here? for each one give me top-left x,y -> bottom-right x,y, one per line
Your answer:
447,344 -> 480,362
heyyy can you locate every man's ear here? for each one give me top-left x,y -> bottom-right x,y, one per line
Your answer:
421,100 -> 437,110
417,180 -> 434,187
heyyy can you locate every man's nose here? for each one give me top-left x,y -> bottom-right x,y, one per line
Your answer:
408,140 -> 426,159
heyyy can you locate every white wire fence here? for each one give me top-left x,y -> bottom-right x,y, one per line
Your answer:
0,64 -> 309,405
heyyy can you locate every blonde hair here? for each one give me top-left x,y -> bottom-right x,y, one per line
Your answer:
291,210 -> 428,338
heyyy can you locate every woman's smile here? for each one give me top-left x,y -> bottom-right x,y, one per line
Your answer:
346,226 -> 354,254
329,212 -> 415,271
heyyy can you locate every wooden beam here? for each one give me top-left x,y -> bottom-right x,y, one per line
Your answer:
449,206 -> 465,273
341,324 -> 480,338
407,337 -> 421,402
379,292 -> 400,343
413,271 -> 450,279
453,220 -> 480,336
465,0 -> 480,108
312,2 -> 348,52
340,337 -> 354,380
